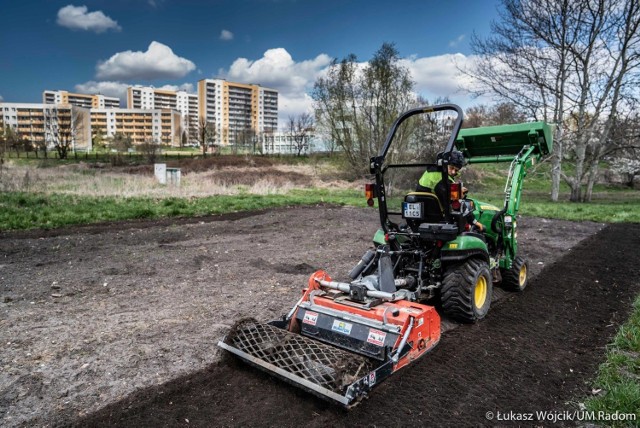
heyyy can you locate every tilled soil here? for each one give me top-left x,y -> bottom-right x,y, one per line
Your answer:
2,206 -> 631,427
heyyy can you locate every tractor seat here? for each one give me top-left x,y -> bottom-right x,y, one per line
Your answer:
403,192 -> 445,232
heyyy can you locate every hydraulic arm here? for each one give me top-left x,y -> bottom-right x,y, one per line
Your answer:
456,122 -> 554,268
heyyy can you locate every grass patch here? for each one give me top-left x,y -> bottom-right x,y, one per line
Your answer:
470,191 -> 640,223
3,186 -> 638,231
583,295 -> 640,426
0,190 -> 363,231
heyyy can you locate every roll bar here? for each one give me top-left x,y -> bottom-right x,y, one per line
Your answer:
369,104 -> 464,234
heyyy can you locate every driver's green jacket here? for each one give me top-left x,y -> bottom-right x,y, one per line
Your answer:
418,170 -> 453,191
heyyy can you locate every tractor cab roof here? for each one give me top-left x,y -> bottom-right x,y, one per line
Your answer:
456,122 -> 554,164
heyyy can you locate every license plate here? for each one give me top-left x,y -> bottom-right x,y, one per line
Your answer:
402,202 -> 422,218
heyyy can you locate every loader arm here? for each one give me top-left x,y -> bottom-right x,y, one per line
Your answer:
457,122 -> 554,268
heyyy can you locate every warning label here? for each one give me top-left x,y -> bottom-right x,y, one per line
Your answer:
367,329 -> 387,346
302,311 -> 318,326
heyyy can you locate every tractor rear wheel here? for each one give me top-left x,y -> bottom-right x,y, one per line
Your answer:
501,256 -> 528,292
441,258 -> 492,323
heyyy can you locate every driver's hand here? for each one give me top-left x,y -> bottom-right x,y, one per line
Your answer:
474,221 -> 484,232
462,186 -> 469,197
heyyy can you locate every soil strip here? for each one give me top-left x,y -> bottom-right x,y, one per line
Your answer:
75,223 -> 640,427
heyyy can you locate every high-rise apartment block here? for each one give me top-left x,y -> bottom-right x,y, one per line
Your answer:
43,90 -> 120,109
4,81 -> 278,150
197,79 -> 278,145
126,82 -> 279,146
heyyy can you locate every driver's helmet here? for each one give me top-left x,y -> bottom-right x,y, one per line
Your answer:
450,150 -> 465,169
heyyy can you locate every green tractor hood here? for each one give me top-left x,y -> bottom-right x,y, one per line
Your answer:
456,122 -> 554,164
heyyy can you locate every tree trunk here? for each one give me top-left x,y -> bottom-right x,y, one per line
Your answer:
584,162 -> 599,202
551,153 -> 561,201
550,125 -> 564,201
569,181 -> 581,202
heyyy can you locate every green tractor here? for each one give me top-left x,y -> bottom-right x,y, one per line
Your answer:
352,104 -> 553,323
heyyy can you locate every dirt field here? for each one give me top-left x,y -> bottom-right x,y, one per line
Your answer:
1,206 -> 637,427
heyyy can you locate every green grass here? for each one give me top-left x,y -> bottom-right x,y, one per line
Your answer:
2,185 -> 638,231
583,295 -> 640,426
0,189 -> 363,231
470,191 -> 640,223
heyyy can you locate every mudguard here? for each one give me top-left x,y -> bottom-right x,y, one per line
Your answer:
441,234 -> 489,262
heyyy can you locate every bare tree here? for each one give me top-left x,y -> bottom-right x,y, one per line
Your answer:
2,125 -> 19,155
181,129 -> 188,148
0,126 -> 6,171
175,123 -> 184,148
197,117 -> 215,155
288,113 -> 314,156
467,0 -> 640,202
139,139 -> 161,164
313,43 -> 416,175
464,103 -> 526,128
110,133 -> 133,153
235,128 -> 256,154
45,106 -> 87,160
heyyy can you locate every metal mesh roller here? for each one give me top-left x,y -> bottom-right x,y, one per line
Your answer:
225,318 -> 374,393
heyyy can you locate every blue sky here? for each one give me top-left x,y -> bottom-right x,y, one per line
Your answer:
0,0 -> 501,123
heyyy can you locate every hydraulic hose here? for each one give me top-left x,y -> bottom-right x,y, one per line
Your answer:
348,249 -> 376,279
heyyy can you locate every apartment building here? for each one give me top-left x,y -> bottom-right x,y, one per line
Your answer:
43,90 -> 120,109
127,86 -> 198,141
11,81 -> 278,149
1,102 -> 91,150
198,79 -> 278,145
259,88 -> 278,133
1,102 -> 181,149
91,108 -> 182,146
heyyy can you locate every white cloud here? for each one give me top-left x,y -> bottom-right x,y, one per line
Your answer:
0,94 -> 3,101
74,81 -> 130,101
401,53 -> 486,108
219,48 -> 488,124
76,49 -> 486,128
96,41 -> 196,80
56,5 -> 121,33
220,48 -> 332,124
157,83 -> 195,93
220,30 -> 234,41
448,34 -> 466,48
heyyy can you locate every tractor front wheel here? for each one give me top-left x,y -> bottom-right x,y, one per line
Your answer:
441,258 -> 492,323
501,256 -> 528,292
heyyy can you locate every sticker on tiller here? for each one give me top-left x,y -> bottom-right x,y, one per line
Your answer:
331,320 -> 353,335
366,328 -> 387,347
368,371 -> 376,386
302,311 -> 318,326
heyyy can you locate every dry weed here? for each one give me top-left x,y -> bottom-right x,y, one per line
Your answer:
0,161 -> 360,198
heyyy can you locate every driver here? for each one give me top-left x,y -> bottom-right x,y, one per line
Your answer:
416,150 -> 484,232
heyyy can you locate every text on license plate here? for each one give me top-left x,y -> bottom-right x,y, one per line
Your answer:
403,202 -> 422,218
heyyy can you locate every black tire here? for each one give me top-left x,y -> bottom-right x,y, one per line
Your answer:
501,256 -> 528,292
441,258 -> 492,323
